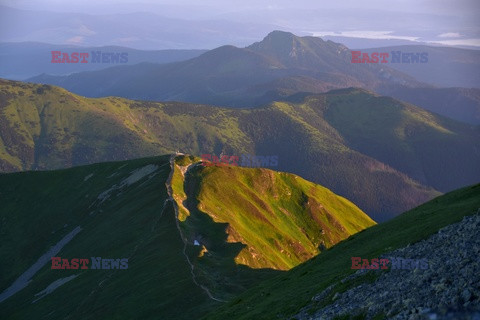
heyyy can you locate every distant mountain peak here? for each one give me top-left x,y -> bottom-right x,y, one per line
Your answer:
248,30 -> 308,62
250,30 -> 300,50
247,30 -> 342,69
263,30 -> 297,40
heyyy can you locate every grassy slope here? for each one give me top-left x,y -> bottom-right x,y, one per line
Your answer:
165,155 -> 374,302
171,155 -> 374,268
1,153 -> 374,318
0,156 -> 222,319
203,183 -> 480,320
1,79 -> 479,221
0,79 -> 252,172
322,89 -> 480,191
243,96 -> 442,221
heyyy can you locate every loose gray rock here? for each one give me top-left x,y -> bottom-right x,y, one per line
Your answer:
292,210 -> 480,320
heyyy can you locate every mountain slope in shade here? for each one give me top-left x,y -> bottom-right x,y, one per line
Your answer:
2,79 -> 480,221
357,45 -> 480,89
204,183 -> 480,320
0,154 -> 373,318
0,155 -> 220,319
381,86 -> 480,125
320,88 -> 480,192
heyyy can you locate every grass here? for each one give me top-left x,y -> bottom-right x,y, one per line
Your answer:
1,153 -> 375,318
0,155 -> 220,319
203,183 -> 480,319
172,155 -> 374,271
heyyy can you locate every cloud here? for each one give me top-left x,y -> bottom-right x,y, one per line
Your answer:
66,36 -> 84,44
77,25 -> 96,36
437,32 -> 462,38
310,31 -> 420,42
428,38 -> 480,47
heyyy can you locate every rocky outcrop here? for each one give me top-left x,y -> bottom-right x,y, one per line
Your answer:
295,210 -> 480,320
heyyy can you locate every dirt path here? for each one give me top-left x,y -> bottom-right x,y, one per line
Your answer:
166,154 -> 225,303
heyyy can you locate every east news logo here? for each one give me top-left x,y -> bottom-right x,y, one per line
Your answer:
351,51 -> 428,63
201,154 -> 278,168
51,257 -> 128,270
51,51 -> 128,63
351,257 -> 429,270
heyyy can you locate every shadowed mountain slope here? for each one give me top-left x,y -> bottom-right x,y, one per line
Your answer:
0,154 -> 373,318
204,183 -> 480,319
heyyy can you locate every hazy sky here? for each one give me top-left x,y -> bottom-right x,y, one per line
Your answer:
1,0 -> 479,48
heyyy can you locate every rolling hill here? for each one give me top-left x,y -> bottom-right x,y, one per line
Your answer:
0,154 -> 374,319
2,79 -> 479,221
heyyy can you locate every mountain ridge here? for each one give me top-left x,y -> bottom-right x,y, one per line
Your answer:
26,31 -> 480,124
171,154 -> 375,271
2,79 -> 479,221
27,31 -> 423,108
